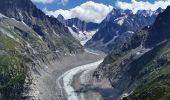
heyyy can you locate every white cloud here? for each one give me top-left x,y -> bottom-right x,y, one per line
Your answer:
31,0 -> 54,4
32,0 -> 69,5
43,1 -> 113,23
116,0 -> 170,13
57,0 -> 69,5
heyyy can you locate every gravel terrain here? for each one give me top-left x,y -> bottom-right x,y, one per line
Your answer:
31,49 -> 105,100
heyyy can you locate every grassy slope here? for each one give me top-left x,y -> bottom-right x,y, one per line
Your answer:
0,33 -> 28,99
0,17 -> 52,99
123,40 -> 170,100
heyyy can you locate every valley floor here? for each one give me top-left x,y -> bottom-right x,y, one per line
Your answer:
31,48 -> 110,100
56,49 -> 116,100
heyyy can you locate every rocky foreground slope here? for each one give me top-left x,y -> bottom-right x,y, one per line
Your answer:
0,0 -> 84,99
94,6 -> 170,100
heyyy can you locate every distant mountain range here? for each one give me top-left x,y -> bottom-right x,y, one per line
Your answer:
56,7 -> 163,48
57,14 -> 99,45
85,7 -> 164,53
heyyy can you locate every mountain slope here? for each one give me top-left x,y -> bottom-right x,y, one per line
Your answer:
0,12 -> 71,99
123,40 -> 170,100
0,0 -> 83,54
145,6 -> 170,47
123,6 -> 170,100
0,14 -> 40,99
0,0 -> 84,99
93,6 -> 170,100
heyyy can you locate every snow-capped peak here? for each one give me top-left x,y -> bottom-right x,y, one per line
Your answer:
114,15 -> 128,26
0,13 -> 7,18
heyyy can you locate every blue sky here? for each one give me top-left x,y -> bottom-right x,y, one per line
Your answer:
34,0 -> 156,11
35,0 -> 117,10
31,0 -> 170,23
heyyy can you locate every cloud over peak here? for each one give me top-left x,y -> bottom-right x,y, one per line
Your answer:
116,0 -> 170,13
44,1 -> 113,23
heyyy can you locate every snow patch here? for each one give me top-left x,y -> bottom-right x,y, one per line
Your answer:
19,12 -> 24,21
21,21 -> 27,26
80,30 -> 98,45
127,31 -> 134,34
0,13 -> 7,18
121,93 -> 129,99
11,18 -> 20,23
68,26 -> 98,46
136,52 -> 141,55
114,15 -> 128,26
68,27 -> 79,40
72,25 -> 78,30
117,19 -> 124,25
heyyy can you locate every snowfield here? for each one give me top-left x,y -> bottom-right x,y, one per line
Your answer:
68,26 -> 98,46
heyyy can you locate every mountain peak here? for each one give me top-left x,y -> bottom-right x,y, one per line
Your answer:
164,6 -> 170,13
156,7 -> 164,12
57,14 -> 66,25
57,14 -> 65,20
